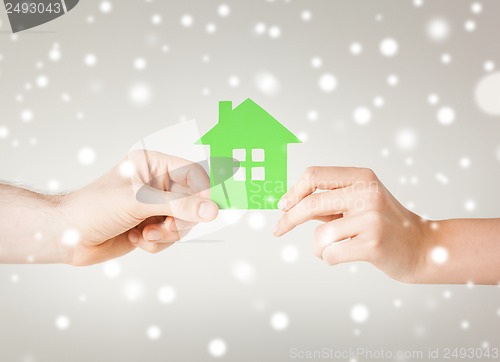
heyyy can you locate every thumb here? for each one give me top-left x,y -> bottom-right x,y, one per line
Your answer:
135,185 -> 219,222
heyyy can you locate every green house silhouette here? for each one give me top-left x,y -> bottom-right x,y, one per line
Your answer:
196,98 -> 301,209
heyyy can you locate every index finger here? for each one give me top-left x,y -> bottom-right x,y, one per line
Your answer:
164,154 -> 211,199
278,166 -> 369,212
135,151 -> 211,199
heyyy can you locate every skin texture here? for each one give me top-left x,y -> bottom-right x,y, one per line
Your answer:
0,151 -> 218,266
274,166 -> 500,285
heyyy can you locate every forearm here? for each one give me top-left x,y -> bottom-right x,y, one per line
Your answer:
0,184 -> 69,264
416,218 -> 500,285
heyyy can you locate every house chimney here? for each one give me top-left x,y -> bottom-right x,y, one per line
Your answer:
218,101 -> 232,123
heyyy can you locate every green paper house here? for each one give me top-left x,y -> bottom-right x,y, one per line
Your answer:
196,98 -> 301,209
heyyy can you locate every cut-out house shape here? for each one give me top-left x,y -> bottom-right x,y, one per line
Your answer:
196,98 -> 301,209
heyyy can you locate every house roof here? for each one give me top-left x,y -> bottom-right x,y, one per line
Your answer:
196,98 -> 301,146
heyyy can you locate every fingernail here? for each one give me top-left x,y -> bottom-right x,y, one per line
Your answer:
129,232 -> 139,245
146,229 -> 162,241
278,198 -> 287,211
198,202 -> 217,220
272,222 -> 279,235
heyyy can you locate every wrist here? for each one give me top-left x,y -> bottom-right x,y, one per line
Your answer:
407,217 -> 442,283
49,192 -> 78,265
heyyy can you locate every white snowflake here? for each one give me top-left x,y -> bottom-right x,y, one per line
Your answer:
379,38 -> 398,57
78,147 -> 96,165
310,56 -> 322,68
208,338 -> 227,358
307,110 -> 318,122
228,75 -> 240,87
435,172 -> 450,185
464,199 -> 476,212
61,93 -> 71,102
350,304 -> 369,323
437,106 -> 456,125
255,71 -> 281,96
123,280 -> 145,301
146,326 -> 162,340
427,18 -> 450,42
301,10 -> 312,22
318,73 -> 337,92
270,312 -> 289,330
20,109 -> 34,122
62,228 -> 80,246
372,96 -> 385,108
430,246 -> 449,265
395,128 -> 417,150
247,212 -> 266,230
47,179 -> 60,192
459,157 -> 471,169
151,14 -> 162,25
49,46 -> 61,62
84,54 -> 97,67
102,260 -> 121,279
441,53 -> 452,64
99,1 -> 112,13
206,23 -> 217,34
119,160 -> 135,177
232,260 -> 256,283
387,74 -> 399,86
134,57 -> 146,70
281,245 -> 299,263
180,14 -> 194,28
268,26 -> 281,39
36,75 -> 49,88
129,83 -> 152,105
475,72 -> 500,115
352,106 -> 372,125
427,93 -> 439,105
464,20 -> 476,32
0,126 -> 9,139
471,2 -> 483,14
217,4 -> 230,17
55,315 -> 70,330
158,285 -> 177,304
350,42 -> 363,55
483,60 -> 495,72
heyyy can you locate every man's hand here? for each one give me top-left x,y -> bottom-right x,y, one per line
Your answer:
273,167 -> 500,285
0,151 -> 219,266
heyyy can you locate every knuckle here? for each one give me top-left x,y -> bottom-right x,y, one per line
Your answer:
322,248 -> 337,266
303,194 -> 321,215
303,166 -> 319,183
365,210 -> 382,228
365,238 -> 381,261
365,187 -> 384,209
171,196 -> 194,218
361,167 -> 376,180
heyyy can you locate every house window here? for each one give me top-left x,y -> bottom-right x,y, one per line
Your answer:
252,167 -> 265,181
233,167 -> 246,181
252,149 -> 265,162
232,148 -> 266,182
232,149 -> 246,162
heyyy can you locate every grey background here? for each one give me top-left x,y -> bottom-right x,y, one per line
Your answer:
1,0 -> 500,361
